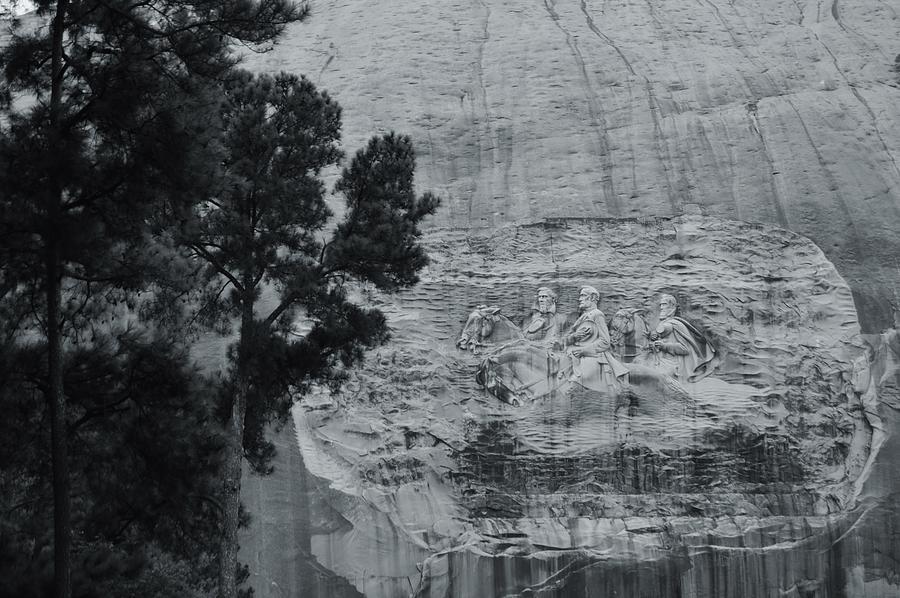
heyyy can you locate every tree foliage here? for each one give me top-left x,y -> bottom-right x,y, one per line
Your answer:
187,69 -> 439,597
329,134 -> 440,290
191,70 -> 441,461
0,329 -> 225,598
0,2 -> 439,595
0,2 -> 306,596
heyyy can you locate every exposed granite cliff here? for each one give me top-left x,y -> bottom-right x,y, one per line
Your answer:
233,0 -> 900,595
245,0 -> 900,331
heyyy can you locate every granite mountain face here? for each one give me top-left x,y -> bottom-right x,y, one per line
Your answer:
246,0 -> 900,331
237,1 -> 900,596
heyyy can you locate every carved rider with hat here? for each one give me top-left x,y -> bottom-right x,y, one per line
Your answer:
555,286 -> 629,389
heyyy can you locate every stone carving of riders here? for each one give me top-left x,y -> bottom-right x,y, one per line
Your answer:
457,285 -> 717,403
647,293 -> 716,382
553,286 -> 629,390
522,286 -> 567,342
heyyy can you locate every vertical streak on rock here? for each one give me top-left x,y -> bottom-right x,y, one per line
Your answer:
317,47 -> 336,85
424,127 -> 447,209
475,0 -> 491,120
847,84 -> 900,179
496,123 -> 514,220
790,0 -> 805,25
829,0 -> 886,58
720,124 -> 743,221
470,0 -> 492,227
543,0 -> 619,217
784,98 -> 861,240
648,95 -> 682,214
830,0 -> 852,37
701,0 -> 781,98
475,0 -> 515,223
629,0 -> 693,213
746,101 -> 790,227
579,0 -> 678,213
810,31 -> 900,187
691,120 -> 727,212
699,0 -> 794,225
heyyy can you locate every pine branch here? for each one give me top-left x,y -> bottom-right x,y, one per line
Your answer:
185,279 -> 231,329
189,244 -> 243,293
70,399 -> 132,432
262,292 -> 297,328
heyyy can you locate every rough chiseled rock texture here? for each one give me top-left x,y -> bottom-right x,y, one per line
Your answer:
244,0 -> 900,332
241,217 -> 890,597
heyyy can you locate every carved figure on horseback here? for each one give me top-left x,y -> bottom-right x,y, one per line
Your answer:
647,294 -> 716,382
553,286 -> 629,390
460,285 -> 630,404
609,307 -> 652,363
457,286 -> 566,351
458,286 -> 716,409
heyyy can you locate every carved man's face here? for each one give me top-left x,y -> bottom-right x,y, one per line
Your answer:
578,288 -> 597,311
659,298 -> 676,319
536,290 -> 554,313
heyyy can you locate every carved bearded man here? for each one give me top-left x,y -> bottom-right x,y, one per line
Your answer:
650,294 -> 716,381
523,287 -> 567,342
556,286 -> 629,390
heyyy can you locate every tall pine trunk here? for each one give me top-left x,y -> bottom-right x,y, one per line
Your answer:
46,242 -> 70,598
218,298 -> 253,598
48,2 -> 71,597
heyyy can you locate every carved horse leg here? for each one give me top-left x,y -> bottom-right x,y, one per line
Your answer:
616,364 -> 695,418
476,347 -> 567,404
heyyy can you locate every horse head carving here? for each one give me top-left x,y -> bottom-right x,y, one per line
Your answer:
609,308 -> 651,362
457,306 -> 523,351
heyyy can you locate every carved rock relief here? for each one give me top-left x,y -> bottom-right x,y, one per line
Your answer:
290,216 -> 888,598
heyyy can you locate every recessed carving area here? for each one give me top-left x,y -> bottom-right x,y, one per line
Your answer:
294,217 -> 883,597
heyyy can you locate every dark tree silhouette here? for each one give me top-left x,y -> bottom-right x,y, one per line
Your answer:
186,69 -> 439,598
0,2 -> 304,596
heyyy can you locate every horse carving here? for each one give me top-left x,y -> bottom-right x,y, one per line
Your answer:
457,306 -> 524,351
459,297 -> 700,416
474,341 -> 569,406
609,308 -> 651,363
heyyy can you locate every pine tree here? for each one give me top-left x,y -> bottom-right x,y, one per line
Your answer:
187,69 -> 439,598
0,325 -> 227,598
0,3 -> 304,597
